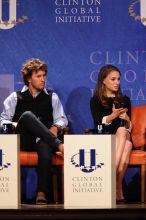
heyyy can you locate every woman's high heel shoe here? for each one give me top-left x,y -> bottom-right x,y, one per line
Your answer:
116,198 -> 126,204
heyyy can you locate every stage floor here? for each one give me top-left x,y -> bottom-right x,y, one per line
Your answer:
0,203 -> 146,220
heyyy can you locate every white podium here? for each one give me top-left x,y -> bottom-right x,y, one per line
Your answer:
64,135 -> 116,209
0,135 -> 20,209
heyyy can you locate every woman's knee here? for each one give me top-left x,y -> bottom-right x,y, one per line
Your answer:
125,140 -> 132,149
116,127 -> 129,139
116,127 -> 127,134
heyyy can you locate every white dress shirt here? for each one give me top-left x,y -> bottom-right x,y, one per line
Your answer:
0,86 -> 68,129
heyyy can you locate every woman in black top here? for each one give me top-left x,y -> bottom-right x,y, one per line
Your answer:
90,64 -> 132,203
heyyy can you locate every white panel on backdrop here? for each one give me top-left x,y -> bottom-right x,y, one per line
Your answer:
0,74 -> 14,92
0,74 -> 14,114
64,135 -> 116,209
140,0 -> 146,26
0,135 -> 20,209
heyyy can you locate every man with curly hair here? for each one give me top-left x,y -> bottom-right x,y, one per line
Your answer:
0,58 -> 68,205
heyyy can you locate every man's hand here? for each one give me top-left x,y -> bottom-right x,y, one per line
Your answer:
57,143 -> 64,156
49,126 -> 58,136
12,122 -> 17,127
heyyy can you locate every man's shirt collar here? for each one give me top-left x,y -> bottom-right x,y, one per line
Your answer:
21,85 -> 49,96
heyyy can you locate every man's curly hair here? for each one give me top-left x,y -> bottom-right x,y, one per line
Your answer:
21,58 -> 47,86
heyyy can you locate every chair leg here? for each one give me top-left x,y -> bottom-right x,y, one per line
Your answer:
141,164 -> 145,203
53,167 -> 58,203
61,165 -> 64,203
53,165 -> 64,204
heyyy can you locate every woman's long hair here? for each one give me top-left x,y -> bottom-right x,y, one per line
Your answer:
94,64 -> 123,107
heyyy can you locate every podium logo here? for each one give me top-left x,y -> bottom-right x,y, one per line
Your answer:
71,149 -> 104,173
0,149 -> 11,171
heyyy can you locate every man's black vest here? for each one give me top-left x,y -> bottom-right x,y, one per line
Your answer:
12,90 -> 53,128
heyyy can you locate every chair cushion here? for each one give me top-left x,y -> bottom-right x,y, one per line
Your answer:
129,150 -> 146,165
20,151 -> 64,166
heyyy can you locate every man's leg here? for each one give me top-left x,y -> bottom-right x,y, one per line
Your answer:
36,140 -> 54,203
16,111 -> 63,204
16,111 -> 62,152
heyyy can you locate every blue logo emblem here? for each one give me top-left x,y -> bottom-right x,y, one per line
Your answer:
71,149 -> 104,173
0,149 -> 11,171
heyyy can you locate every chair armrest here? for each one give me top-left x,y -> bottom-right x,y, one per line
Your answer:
83,128 -> 95,134
63,127 -> 69,134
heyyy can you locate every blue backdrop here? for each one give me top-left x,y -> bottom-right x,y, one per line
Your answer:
0,0 -> 146,202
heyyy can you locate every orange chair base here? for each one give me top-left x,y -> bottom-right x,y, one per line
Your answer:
128,150 -> 146,203
129,150 -> 146,165
20,151 -> 64,203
